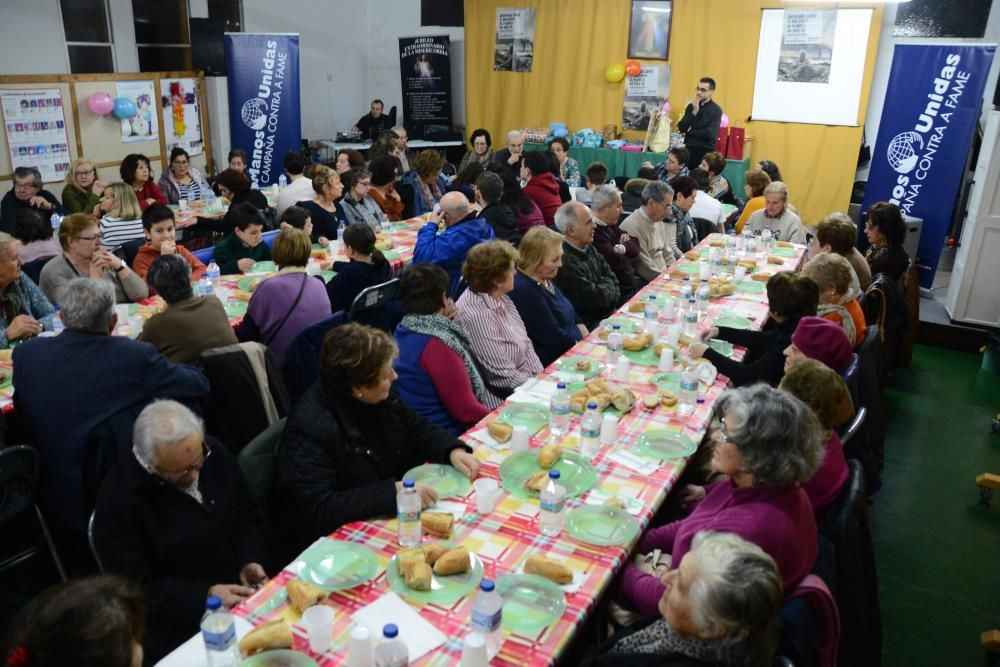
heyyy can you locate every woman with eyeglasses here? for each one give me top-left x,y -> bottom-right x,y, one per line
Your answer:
617,384 -> 823,619
158,147 -> 211,205
119,153 -> 167,211
459,128 -> 494,172
61,158 -> 106,214
339,167 -> 388,229
39,212 -> 147,305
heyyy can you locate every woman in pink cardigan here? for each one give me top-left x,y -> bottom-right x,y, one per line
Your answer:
618,384 -> 825,617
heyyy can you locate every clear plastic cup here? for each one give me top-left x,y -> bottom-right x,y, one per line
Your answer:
302,605 -> 335,653
474,478 -> 500,514
510,425 -> 529,452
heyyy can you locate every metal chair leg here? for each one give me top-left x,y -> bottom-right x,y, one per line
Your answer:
34,506 -> 68,582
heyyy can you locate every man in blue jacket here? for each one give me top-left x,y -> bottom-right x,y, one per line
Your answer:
413,191 -> 495,289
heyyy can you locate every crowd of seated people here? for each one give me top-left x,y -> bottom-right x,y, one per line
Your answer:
1,136 -> 909,667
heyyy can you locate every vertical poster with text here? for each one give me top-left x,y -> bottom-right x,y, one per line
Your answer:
0,88 -> 71,182
622,64 -> 671,131
160,78 -> 203,156
399,36 -> 452,138
494,8 -> 536,72
778,10 -> 837,84
115,80 -> 158,144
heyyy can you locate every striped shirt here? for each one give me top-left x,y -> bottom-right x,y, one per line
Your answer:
100,215 -> 145,251
455,289 -> 542,395
177,179 -> 202,202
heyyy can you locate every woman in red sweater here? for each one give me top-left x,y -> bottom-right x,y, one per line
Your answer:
520,151 -> 563,227
120,153 -> 167,211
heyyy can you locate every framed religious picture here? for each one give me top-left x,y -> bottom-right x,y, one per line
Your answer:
628,0 -> 672,61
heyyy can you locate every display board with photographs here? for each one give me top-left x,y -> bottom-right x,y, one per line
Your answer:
0,88 -> 71,182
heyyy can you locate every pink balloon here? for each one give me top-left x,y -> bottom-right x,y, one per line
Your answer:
88,92 -> 114,116
720,113 -> 730,129
662,100 -> 671,114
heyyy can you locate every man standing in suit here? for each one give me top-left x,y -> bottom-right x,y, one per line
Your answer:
677,77 -> 723,171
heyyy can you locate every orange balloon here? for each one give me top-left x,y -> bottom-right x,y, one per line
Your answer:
625,60 -> 642,77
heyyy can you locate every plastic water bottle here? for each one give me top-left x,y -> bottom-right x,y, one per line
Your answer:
197,276 -> 214,297
337,220 -> 348,240
50,212 -> 62,229
678,360 -> 697,417
549,382 -> 571,436
679,276 -> 693,302
696,280 -> 711,317
206,190 -> 218,212
397,479 -> 421,547
606,324 -> 624,366
470,580 -> 503,658
277,173 -> 288,189
683,299 -> 698,337
643,294 -> 659,324
737,227 -> 749,254
51,311 -> 64,335
539,470 -> 566,537
761,227 -> 773,253
380,219 -> 392,234
206,261 -> 221,290
746,233 -> 758,258
201,596 -> 240,667
200,185 -> 211,202
580,402 -> 601,459
374,623 -> 409,667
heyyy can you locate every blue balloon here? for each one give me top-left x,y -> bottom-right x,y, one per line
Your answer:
112,97 -> 137,119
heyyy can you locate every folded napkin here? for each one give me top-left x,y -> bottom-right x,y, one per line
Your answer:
352,592 -> 446,661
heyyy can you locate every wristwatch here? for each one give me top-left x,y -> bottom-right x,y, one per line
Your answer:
114,258 -> 126,273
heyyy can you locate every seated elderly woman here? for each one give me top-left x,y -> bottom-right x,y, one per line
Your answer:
619,384 -> 823,618
238,228 -> 331,367
734,169 -> 771,234
864,201 -> 910,282
139,254 -> 238,365
395,263 -> 499,435
587,532 -> 782,667
780,359 -> 851,518
698,150 -> 731,201
801,252 -> 866,346
743,181 -> 807,244
550,136 -> 581,188
276,322 -> 481,552
812,212 -> 872,293
401,150 -> 449,216
12,208 -> 62,264
340,167 -> 389,228
295,165 -> 344,245
211,203 -> 272,275
120,153 -> 167,211
61,158 -> 106,214
456,240 -> 543,399
688,272 -> 818,387
0,231 -> 55,347
459,128 -> 495,172
5,576 -> 146,667
335,148 -> 366,175
94,400 -> 269,663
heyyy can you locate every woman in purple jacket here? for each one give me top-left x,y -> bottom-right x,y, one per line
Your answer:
619,384 -> 825,617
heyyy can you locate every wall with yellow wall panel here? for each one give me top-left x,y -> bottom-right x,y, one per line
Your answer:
464,0 -> 883,228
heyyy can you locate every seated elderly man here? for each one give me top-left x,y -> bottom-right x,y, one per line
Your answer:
94,400 -> 269,663
0,166 -> 65,234
620,181 -> 674,283
492,130 -> 525,179
413,191 -> 495,286
139,254 -> 238,364
590,185 -> 639,302
745,181 -> 808,244
552,201 -> 619,329
12,278 -> 208,546
391,125 -> 414,173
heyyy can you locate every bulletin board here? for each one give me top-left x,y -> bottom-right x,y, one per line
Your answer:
0,71 -> 213,191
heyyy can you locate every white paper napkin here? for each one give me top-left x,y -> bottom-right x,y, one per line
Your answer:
608,449 -> 660,475
583,488 -> 646,517
432,499 -> 472,517
352,592 -> 446,662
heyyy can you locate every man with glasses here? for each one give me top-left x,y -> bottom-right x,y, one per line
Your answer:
1,166 -> 65,234
94,399 -> 270,663
492,130 -> 525,179
677,77 -> 724,171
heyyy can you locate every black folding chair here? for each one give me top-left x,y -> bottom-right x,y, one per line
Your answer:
21,256 -> 55,286
350,278 -> 401,332
0,445 -> 68,581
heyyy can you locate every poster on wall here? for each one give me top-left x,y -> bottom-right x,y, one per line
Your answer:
628,0 -> 672,61
399,36 -> 452,138
224,33 -> 302,186
861,44 -> 996,288
778,10 -> 837,84
494,8 -> 535,72
160,78 -> 203,156
0,88 -> 71,182
622,64 -> 671,131
751,8 -> 872,126
115,80 -> 158,144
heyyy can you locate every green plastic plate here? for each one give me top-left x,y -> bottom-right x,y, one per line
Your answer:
650,372 -> 681,392
708,339 -> 734,357
403,463 -> 471,499
241,650 -> 319,666
735,280 -> 766,294
622,344 -> 660,367
386,547 -> 484,605
390,221 -> 410,231
319,270 -> 336,283
556,356 -> 605,379
599,317 -> 640,336
714,314 -> 752,329
770,245 -> 797,257
250,260 -> 276,273
721,204 -> 738,218
496,574 -> 567,632
0,370 -> 12,389
673,260 -> 700,274
383,248 -> 401,260
565,505 -> 640,546
224,299 -> 249,317
293,539 -> 379,592
634,429 -> 698,460
499,450 -> 597,500
237,275 -> 268,293
499,403 -> 550,431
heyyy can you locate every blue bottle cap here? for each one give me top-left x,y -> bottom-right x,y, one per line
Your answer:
548,470 -> 561,479
587,401 -> 598,410
648,295 -> 656,300
480,579 -> 495,592
206,595 -> 222,610
403,479 -> 415,488
612,324 -> 621,330
383,623 -> 398,638
557,382 -> 566,389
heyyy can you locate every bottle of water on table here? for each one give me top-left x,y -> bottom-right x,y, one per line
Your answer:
678,360 -> 697,417
606,324 -> 624,366
549,382 -> 570,436
50,212 -> 62,230
696,279 -> 710,318
470,579 -> 503,658
761,227 -> 773,254
539,470 -> 566,537
206,261 -> 221,290
338,220 -> 348,240
397,479 -> 421,547
679,275 -> 693,302
375,623 -> 409,667
683,299 -> 698,337
277,173 -> 287,189
580,402 -> 601,459
643,294 -> 659,325
197,276 -> 214,297
201,596 -> 239,667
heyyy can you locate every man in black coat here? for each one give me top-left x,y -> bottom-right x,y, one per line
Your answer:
94,400 -> 270,664
0,166 -> 65,233
677,77 -> 724,171
352,99 -> 392,142
492,129 -> 525,179
474,171 -> 521,246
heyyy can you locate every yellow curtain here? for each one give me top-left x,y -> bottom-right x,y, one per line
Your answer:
464,0 -> 884,228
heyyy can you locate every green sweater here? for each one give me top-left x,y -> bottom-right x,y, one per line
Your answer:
61,184 -> 101,215
212,233 -> 272,274
554,240 -> 620,329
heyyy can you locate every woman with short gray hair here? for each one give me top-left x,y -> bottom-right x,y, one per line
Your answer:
0,231 -> 56,346
619,384 -> 823,618
137,254 -> 236,365
589,531 -> 782,667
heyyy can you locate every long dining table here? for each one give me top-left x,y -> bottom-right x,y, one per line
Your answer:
157,233 -> 807,666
